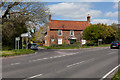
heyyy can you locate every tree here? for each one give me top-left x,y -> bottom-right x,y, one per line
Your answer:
83,23 -> 116,44
33,25 -> 48,43
1,2 -> 49,48
110,23 -> 120,41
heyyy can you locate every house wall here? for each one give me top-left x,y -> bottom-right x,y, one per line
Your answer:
44,26 -> 50,46
45,29 -> 82,46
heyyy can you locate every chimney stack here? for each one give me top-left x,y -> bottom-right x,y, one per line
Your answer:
49,12 -> 51,21
87,14 -> 90,23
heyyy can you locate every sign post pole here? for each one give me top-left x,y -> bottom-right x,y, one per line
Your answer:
15,37 -> 20,50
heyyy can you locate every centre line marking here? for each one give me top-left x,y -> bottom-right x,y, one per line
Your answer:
107,51 -> 116,55
11,63 -> 20,66
67,61 -> 85,67
24,74 -> 42,80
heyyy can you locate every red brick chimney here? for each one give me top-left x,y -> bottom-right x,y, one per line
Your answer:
87,14 -> 90,23
49,12 -> 51,21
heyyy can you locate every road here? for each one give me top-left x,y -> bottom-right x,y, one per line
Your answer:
2,47 -> 119,80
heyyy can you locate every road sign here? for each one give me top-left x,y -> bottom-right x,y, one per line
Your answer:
16,37 -> 20,41
98,39 -> 102,41
82,40 -> 86,45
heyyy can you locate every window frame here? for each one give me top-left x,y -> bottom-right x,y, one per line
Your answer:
70,30 -> 74,36
58,30 -> 62,36
58,38 -> 62,44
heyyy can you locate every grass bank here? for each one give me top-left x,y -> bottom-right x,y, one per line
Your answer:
112,68 -> 120,80
1,49 -> 35,57
41,44 -> 110,49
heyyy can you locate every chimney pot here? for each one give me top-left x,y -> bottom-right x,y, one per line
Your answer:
49,12 -> 51,21
87,14 -> 90,23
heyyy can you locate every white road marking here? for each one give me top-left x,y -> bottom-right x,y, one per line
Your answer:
11,63 -> 20,66
50,57 -> 53,59
24,74 -> 42,80
100,64 -> 120,80
107,51 -> 116,55
67,61 -> 85,67
28,52 -> 82,63
67,58 -> 95,68
43,58 -> 48,60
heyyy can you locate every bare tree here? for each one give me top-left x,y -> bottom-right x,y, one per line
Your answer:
1,1 -> 49,47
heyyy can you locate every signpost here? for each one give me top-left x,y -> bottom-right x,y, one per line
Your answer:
98,39 -> 102,46
21,33 -> 31,49
15,37 -> 20,50
82,39 -> 86,45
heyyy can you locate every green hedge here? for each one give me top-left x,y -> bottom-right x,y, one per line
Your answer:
84,41 -> 98,46
50,44 -> 80,48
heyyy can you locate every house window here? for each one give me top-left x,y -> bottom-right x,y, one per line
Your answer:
58,30 -> 62,36
58,38 -> 62,44
81,31 -> 83,35
45,32 -> 47,37
70,30 -> 74,36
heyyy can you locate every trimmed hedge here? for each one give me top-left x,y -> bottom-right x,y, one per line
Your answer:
84,41 -> 98,46
50,44 -> 80,48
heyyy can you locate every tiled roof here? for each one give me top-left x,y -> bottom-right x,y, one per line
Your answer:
49,20 -> 90,30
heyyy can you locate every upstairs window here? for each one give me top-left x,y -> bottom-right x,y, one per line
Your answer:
70,30 -> 74,36
58,30 -> 62,36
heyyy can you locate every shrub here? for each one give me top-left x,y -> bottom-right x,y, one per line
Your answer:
84,41 -> 97,46
50,44 -> 79,48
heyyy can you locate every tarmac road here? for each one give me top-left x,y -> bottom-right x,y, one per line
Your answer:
2,47 -> 119,80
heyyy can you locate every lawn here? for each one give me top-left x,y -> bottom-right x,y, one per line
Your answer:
1,49 -> 35,57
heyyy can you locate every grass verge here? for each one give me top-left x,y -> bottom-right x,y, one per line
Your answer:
111,68 -> 120,80
1,49 -> 35,57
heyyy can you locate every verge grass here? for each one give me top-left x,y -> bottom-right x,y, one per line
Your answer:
111,68 -> 120,80
1,49 -> 35,57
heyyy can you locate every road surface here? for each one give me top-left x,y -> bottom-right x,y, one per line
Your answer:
2,47 -> 119,80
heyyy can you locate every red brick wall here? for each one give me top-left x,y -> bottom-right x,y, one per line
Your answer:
44,26 -> 50,46
45,30 -> 82,46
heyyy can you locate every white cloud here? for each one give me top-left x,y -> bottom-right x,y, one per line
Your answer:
105,11 -> 118,18
92,19 -> 118,25
113,2 -> 118,8
41,0 -> 119,2
49,3 -> 102,21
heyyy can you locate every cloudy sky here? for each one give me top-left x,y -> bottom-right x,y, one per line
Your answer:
45,2 -> 119,25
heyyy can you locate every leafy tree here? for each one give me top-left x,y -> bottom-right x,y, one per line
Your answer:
110,23 -> 120,41
83,23 -> 116,44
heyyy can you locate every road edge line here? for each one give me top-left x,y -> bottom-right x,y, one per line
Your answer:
100,64 -> 120,80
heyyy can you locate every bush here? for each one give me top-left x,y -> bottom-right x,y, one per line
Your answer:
50,44 -> 80,48
84,41 -> 97,46
3,46 -> 13,50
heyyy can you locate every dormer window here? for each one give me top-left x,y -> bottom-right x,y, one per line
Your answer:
58,30 -> 62,36
70,30 -> 74,36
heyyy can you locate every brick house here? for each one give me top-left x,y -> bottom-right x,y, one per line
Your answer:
44,13 -> 91,46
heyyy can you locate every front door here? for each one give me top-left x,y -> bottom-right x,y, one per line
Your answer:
70,39 -> 76,44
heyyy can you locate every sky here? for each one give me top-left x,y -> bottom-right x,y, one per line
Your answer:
1,0 -> 119,25
45,2 -> 119,25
